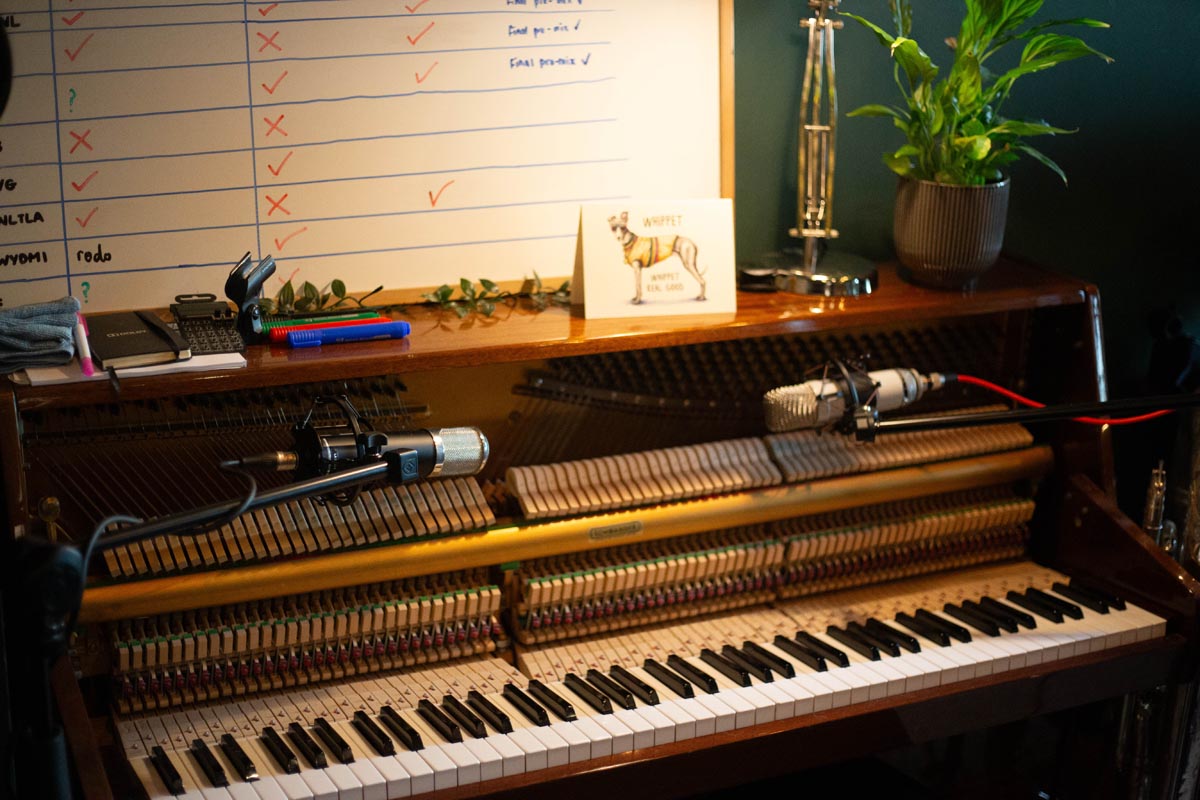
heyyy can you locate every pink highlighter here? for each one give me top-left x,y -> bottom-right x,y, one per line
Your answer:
75,312 -> 95,377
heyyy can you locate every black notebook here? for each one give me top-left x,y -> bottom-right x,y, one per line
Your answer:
87,310 -> 192,370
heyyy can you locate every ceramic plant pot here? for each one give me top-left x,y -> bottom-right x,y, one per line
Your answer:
893,176 -> 1010,289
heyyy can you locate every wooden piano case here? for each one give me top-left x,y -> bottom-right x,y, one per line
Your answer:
1,258 -> 1196,800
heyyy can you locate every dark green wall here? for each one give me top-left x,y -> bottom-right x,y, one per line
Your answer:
733,1 -> 1200,392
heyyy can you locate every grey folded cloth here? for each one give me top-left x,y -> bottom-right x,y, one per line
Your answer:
0,296 -> 81,374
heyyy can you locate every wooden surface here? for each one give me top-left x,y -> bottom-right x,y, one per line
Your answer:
9,259 -> 1090,411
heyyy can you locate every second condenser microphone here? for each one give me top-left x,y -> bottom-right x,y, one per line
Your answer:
763,367 -> 948,433
232,426 -> 490,478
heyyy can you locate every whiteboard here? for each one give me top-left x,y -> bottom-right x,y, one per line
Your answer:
0,0 -> 724,313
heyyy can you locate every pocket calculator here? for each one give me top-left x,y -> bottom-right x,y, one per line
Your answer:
170,294 -> 246,355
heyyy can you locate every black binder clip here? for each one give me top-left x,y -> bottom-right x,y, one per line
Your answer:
224,251 -> 276,343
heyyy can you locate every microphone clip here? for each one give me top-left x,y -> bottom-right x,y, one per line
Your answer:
294,395 -> 418,505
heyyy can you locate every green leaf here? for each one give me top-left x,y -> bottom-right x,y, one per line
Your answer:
477,299 -> 496,316
459,278 -> 476,300
989,119 -> 1074,137
435,284 -> 453,302
331,279 -> 346,298
453,304 -> 470,318
890,37 -> 938,92
883,152 -> 913,177
480,278 -> 500,293
301,281 -> 319,303
839,12 -> 897,47
277,281 -> 295,309
1013,142 -> 1068,185
955,134 -> 992,161
847,104 -> 906,122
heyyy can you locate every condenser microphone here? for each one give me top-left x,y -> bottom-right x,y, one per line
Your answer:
227,426 -> 490,478
764,367 -> 948,433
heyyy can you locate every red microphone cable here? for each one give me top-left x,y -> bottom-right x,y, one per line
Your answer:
955,374 -> 1174,426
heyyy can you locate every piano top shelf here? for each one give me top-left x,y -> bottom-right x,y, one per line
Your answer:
9,258 -> 1091,411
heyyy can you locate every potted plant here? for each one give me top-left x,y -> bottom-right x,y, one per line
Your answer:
842,0 -> 1111,288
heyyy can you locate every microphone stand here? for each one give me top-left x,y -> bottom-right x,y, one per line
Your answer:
9,449 -> 420,800
850,392 -> 1200,442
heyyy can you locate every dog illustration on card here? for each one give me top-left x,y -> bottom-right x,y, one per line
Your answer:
608,211 -> 706,304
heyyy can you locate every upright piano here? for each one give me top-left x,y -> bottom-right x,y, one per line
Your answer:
2,259 -> 1197,799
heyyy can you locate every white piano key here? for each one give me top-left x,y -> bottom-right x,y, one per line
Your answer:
611,707 -> 657,749
571,714 -> 616,758
394,751 -> 437,796
475,731 -> 526,777
691,693 -> 739,732
636,703 -> 681,745
504,728 -> 551,772
459,736 -> 506,782
588,708 -> 637,753
548,720 -> 594,763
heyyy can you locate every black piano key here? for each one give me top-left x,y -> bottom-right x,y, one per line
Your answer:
979,596 -> 1036,629
287,722 -> 327,768
219,733 -> 258,781
847,621 -> 901,657
796,631 -> 851,667
417,698 -> 462,744
150,745 -> 184,795
914,608 -> 972,642
773,634 -> 828,670
667,654 -> 720,694
586,668 -> 637,710
443,694 -> 488,739
942,603 -> 1000,637
865,618 -> 920,653
563,673 -> 613,714
1051,582 -> 1109,614
190,739 -> 229,788
503,683 -> 550,726
825,625 -> 881,660
260,726 -> 299,775
467,689 -> 513,734
1006,590 -> 1063,623
894,612 -> 950,647
353,709 -> 396,755
643,658 -> 695,698
720,644 -> 774,683
313,717 -> 354,764
700,647 -> 751,687
611,664 -> 660,705
743,640 -> 796,678
379,706 -> 423,751
962,599 -> 1018,632
527,679 -> 578,721
1026,587 -> 1083,620
1069,577 -> 1126,610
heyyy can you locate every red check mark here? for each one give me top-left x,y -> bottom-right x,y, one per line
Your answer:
267,150 -> 293,176
74,207 -> 98,228
258,2 -> 279,15
415,61 -> 438,84
273,226 -> 308,251
428,179 -> 454,207
405,0 -> 430,11
71,171 -> 98,192
64,33 -> 94,62
407,21 -> 434,45
261,70 -> 288,94
61,11 -> 84,25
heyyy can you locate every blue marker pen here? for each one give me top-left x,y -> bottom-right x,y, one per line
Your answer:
287,320 -> 411,348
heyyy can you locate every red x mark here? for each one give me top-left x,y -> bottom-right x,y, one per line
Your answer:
263,114 -> 288,137
265,193 -> 290,217
256,31 -> 281,52
68,129 -> 92,154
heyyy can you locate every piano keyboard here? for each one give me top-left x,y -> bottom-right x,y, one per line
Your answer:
117,562 -> 1165,799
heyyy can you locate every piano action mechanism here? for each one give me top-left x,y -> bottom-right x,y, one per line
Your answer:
2,260 -> 1197,799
